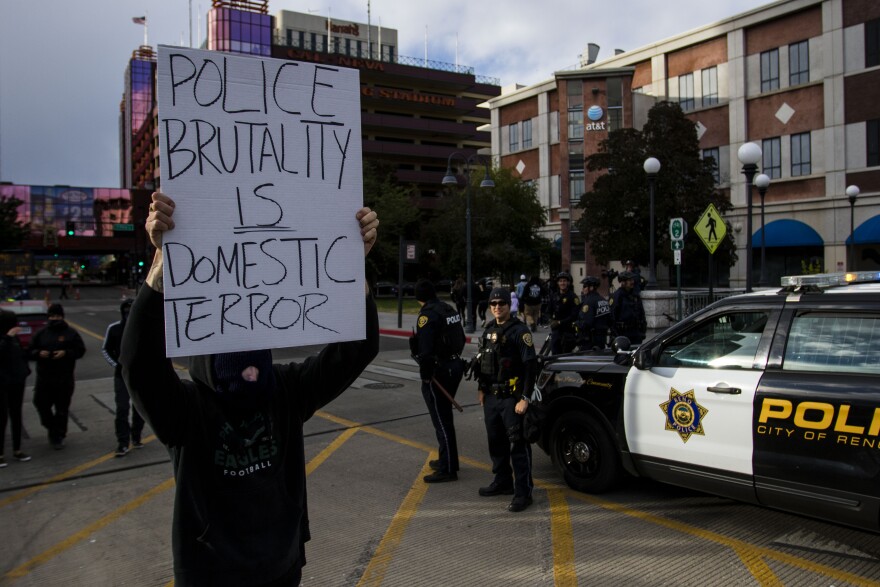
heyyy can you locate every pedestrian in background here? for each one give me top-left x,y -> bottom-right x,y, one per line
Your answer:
102,298 -> 145,457
510,288 -> 519,319
610,271 -> 647,344
475,287 -> 538,512
624,260 -> 645,295
451,276 -> 467,322
521,276 -> 545,332
0,310 -> 32,467
29,303 -> 86,449
515,274 -> 528,300
476,278 -> 492,327
411,279 -> 466,483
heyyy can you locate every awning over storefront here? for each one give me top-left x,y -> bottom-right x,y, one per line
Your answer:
846,215 -> 880,245
752,219 -> 823,248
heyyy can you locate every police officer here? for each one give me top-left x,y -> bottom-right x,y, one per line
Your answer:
610,271 -> 647,344
547,271 -> 579,354
576,276 -> 611,350
411,280 -> 466,483
476,287 -> 538,512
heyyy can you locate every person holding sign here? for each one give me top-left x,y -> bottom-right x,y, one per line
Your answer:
121,192 -> 380,586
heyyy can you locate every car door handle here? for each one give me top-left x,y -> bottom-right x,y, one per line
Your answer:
707,385 -> 741,395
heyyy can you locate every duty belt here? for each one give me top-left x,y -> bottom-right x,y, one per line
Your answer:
489,383 -> 515,397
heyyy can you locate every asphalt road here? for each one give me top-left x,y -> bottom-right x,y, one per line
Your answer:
1,287 -> 879,586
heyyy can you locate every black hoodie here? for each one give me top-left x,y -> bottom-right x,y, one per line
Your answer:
120,286 -> 379,586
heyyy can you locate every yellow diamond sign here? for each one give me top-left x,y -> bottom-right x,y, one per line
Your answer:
694,203 -> 726,254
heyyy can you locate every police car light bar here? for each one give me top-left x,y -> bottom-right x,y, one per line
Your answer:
780,271 -> 880,288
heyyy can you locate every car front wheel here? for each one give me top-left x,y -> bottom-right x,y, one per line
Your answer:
550,411 -> 621,493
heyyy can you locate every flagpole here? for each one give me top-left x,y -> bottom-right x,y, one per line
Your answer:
144,12 -> 149,46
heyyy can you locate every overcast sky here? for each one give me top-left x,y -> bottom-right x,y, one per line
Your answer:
0,0 -> 770,188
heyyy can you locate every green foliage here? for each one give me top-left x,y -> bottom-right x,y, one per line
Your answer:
421,166 -> 551,284
800,259 -> 822,274
574,102 -> 737,270
0,196 -> 31,250
362,161 -> 421,282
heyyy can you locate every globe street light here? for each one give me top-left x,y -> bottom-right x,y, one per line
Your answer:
754,173 -> 770,286
643,157 -> 661,289
737,142 -> 762,292
442,153 -> 494,333
847,185 -> 860,271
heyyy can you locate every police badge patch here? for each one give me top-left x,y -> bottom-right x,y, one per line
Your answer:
418,315 -> 429,328
659,388 -> 708,443
523,332 -> 533,347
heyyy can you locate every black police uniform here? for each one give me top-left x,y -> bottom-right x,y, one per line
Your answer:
477,317 -> 538,501
576,289 -> 611,350
610,284 -> 647,344
413,298 -> 465,476
547,286 -> 579,354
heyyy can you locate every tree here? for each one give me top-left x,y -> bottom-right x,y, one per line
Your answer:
361,161 -> 421,283
422,166 -> 551,285
574,101 -> 736,275
0,196 -> 30,250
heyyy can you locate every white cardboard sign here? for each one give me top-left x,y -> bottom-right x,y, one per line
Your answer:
157,46 -> 364,357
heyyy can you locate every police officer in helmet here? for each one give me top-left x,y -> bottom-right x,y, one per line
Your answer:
576,276 -> 611,350
411,279 -> 466,483
547,271 -> 580,354
475,287 -> 538,512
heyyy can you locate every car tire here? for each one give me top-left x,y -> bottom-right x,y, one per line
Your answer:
550,411 -> 621,494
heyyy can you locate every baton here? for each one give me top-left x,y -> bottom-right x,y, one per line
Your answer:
431,377 -> 464,412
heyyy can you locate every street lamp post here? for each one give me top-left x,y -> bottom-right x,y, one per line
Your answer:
847,185 -> 860,271
442,153 -> 495,333
643,157 -> 661,289
737,142 -> 762,292
755,173 -> 770,286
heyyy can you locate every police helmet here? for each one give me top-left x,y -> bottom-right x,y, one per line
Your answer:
618,270 -> 635,283
581,276 -> 600,288
556,271 -> 573,283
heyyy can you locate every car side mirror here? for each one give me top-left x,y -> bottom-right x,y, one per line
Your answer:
633,347 -> 653,370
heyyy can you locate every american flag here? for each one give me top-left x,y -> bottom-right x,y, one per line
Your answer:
132,16 -> 146,25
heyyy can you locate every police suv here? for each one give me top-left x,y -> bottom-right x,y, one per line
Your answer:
534,271 -> 880,532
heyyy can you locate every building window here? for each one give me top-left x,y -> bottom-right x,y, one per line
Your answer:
789,40 -> 809,85
607,77 -> 624,131
509,122 -> 520,152
702,147 -> 720,184
760,48 -> 779,92
569,170 -> 585,200
679,73 -> 695,111
568,108 -> 584,140
867,19 -> 880,68
762,137 -> 781,178
522,119 -> 533,149
791,132 -> 811,176
701,66 -> 718,106
868,119 -> 880,167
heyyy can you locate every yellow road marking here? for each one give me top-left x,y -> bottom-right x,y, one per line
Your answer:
306,427 -> 359,476
356,456 -> 434,587
3,477 -> 175,581
0,434 -> 159,509
732,545 -> 782,586
566,491 -> 878,587
547,489 -> 577,587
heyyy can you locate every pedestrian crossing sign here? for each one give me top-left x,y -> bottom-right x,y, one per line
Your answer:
694,203 -> 726,254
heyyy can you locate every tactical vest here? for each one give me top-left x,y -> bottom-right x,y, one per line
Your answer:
478,319 -> 521,383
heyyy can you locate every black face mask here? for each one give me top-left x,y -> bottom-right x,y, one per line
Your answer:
49,319 -> 66,330
212,350 -> 274,395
